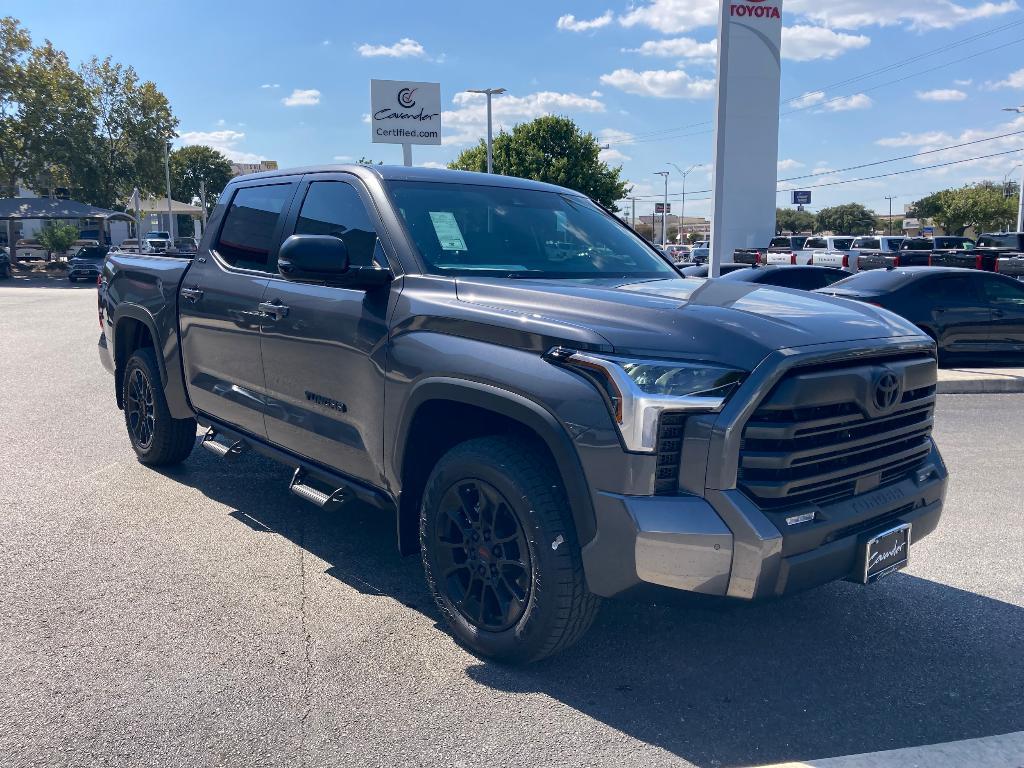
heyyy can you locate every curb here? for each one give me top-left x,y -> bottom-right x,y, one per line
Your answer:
937,370 -> 1024,395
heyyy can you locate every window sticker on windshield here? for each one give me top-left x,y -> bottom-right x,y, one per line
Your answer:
429,211 -> 468,251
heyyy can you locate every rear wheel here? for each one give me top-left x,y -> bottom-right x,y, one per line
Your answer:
420,436 -> 600,663
122,348 -> 196,466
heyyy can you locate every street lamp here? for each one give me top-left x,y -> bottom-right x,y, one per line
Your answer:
163,139 -> 176,251
668,162 -> 704,244
884,195 -> 897,236
466,87 -> 506,173
654,171 -> 670,245
1002,106 -> 1024,231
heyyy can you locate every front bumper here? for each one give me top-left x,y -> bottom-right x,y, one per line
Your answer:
581,442 -> 947,599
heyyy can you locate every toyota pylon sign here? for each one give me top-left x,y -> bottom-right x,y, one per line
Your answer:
709,0 -> 784,275
370,79 -> 442,146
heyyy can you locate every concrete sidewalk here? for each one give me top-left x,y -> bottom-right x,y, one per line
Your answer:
938,367 -> 1024,394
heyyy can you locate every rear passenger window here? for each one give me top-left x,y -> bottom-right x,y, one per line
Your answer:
295,181 -> 382,268
805,238 -> 827,249
216,184 -> 292,272
920,276 -> 980,303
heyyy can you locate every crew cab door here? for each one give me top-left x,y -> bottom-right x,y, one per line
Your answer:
977,275 -> 1024,353
259,175 -> 394,486
916,274 -> 992,353
178,180 -> 297,438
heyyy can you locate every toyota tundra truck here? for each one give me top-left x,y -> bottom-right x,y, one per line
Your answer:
97,165 -> 948,662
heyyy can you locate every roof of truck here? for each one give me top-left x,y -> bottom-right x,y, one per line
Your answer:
230,163 -> 585,196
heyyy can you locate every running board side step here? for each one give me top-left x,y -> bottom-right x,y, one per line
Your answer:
200,428 -> 245,460
289,468 -> 351,509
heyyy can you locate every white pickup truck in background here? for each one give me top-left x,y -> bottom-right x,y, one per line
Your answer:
813,236 -> 905,272
766,235 -> 854,266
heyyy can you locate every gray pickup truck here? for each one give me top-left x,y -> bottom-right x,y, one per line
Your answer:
98,165 -> 948,662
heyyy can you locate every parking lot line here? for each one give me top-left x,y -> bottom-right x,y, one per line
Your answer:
752,730 -> 1024,768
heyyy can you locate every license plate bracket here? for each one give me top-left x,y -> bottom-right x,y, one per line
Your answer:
860,523 -> 911,584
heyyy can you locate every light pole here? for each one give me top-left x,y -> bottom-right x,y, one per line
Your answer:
669,163 -> 703,244
163,139 -> 176,250
1002,106 -> 1024,231
884,196 -> 896,236
1004,164 -> 1021,231
467,87 -> 506,173
654,171 -> 670,245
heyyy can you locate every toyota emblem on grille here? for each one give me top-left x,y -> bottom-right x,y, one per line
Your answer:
873,370 -> 902,412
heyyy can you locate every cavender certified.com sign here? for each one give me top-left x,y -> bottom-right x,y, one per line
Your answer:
370,79 -> 442,145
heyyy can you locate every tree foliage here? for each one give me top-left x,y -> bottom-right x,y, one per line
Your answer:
170,144 -> 232,215
815,203 -> 876,235
448,115 -> 630,209
775,207 -> 816,235
909,182 -> 1017,235
36,221 -> 79,258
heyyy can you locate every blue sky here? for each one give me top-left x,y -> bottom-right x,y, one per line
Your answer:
11,0 -> 1024,220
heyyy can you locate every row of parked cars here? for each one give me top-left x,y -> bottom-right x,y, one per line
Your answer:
734,232 -> 1024,277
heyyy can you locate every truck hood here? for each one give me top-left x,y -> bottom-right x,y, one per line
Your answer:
455,276 -> 924,370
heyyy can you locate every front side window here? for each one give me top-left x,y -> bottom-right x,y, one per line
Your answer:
979,276 -> 1024,306
920,276 -> 980,303
387,181 -> 676,279
294,181 -> 382,268
215,184 -> 292,272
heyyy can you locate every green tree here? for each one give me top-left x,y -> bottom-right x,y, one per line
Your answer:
170,144 -> 232,216
909,182 -> 1018,235
78,56 -> 177,208
36,221 -> 79,260
776,207 -> 816,235
448,115 -> 630,209
815,203 -> 876,235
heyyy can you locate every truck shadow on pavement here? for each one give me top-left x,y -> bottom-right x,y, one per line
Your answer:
166,449 -> 1024,768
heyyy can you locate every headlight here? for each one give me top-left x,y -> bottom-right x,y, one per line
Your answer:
545,347 -> 745,453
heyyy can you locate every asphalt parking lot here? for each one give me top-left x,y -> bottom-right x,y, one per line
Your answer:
2,276 -> 1022,768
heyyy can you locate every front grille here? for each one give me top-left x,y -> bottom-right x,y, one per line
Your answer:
654,413 -> 685,494
737,359 -> 936,510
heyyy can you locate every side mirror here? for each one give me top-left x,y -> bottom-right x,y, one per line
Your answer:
277,234 -> 392,289
278,234 -> 350,281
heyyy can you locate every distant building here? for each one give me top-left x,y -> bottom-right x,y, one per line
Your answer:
230,160 -> 279,177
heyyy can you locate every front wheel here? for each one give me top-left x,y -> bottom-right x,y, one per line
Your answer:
122,348 -> 197,465
420,436 -> 600,663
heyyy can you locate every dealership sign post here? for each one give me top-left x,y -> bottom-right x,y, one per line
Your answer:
370,79 -> 442,166
709,0 -> 784,276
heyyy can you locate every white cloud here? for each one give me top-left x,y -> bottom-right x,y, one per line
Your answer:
788,90 -> 826,109
178,129 -> 264,163
874,115 -> 1024,175
557,11 -> 613,31
599,147 -> 631,163
618,0 -> 718,33
782,25 -> 870,61
916,88 -> 968,102
777,158 -> 804,171
356,38 -> 427,58
954,79 -> 974,86
823,93 -> 873,111
322,39 -> 331,46
599,128 -> 635,145
599,68 -> 715,99
282,88 -> 320,107
418,161 -> 448,169
876,130 -> 954,147
624,36 -> 717,60
986,68 -> 1024,90
785,0 -> 1018,31
442,90 -> 606,145
260,83 -> 280,89
333,155 -> 353,162
590,90 -> 603,98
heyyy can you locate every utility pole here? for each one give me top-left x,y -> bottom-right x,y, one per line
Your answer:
467,87 -> 506,173
631,197 -> 636,230
1001,106 -> 1024,230
163,139 -> 176,250
884,196 -> 896,236
669,163 -> 704,246
654,171 -> 670,245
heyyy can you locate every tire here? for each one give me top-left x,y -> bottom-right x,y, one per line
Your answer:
122,347 -> 196,466
420,436 -> 600,663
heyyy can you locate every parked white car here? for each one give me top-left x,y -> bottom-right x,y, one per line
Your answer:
766,235 -> 855,266
812,236 -> 904,272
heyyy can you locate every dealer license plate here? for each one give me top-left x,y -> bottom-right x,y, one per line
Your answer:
861,523 -> 911,584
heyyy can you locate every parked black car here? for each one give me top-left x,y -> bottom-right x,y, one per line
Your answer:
930,232 -> 1024,272
858,237 -> 975,270
679,263 -> 751,277
819,267 -> 1024,363
67,245 -> 110,283
719,265 -> 851,290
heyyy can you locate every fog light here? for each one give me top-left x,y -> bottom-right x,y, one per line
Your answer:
785,511 -> 816,526
916,467 -> 937,484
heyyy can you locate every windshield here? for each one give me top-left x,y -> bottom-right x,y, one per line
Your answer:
145,231 -> 170,239
387,181 -> 677,279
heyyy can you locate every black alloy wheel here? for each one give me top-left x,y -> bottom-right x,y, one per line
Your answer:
126,367 -> 156,450
433,478 -> 532,632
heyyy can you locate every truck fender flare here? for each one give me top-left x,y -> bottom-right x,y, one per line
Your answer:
112,304 -> 193,420
396,378 -> 597,548
113,304 -> 166,385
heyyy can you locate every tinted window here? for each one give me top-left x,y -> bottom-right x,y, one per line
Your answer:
830,271 -> 915,291
883,238 -> 904,252
388,181 -> 676,278
792,236 -> 809,250
832,238 -> 854,250
979,276 -> 1024,306
295,181 -> 382,268
935,237 -> 974,250
901,239 -> 932,251
76,246 -> 109,259
769,237 -> 791,248
804,238 -> 827,249
854,238 -> 879,249
918,275 -> 981,303
216,184 -> 292,272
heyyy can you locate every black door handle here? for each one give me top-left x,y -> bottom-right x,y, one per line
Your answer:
258,300 -> 290,320
181,286 -> 204,303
